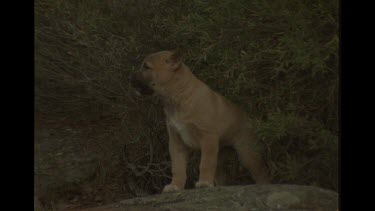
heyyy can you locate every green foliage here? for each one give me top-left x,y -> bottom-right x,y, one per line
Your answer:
35,0 -> 338,204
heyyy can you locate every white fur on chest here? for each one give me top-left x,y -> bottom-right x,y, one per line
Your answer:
169,118 -> 197,148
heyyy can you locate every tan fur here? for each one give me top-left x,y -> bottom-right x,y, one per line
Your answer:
129,50 -> 270,193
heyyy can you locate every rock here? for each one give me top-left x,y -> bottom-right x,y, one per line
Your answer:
95,196 -> 103,202
76,184 -> 338,211
266,191 -> 301,209
35,127 -> 98,203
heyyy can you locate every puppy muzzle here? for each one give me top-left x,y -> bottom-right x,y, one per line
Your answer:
129,73 -> 154,96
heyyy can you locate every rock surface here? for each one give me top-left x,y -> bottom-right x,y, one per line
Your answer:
35,127 -> 98,204
76,184 -> 338,211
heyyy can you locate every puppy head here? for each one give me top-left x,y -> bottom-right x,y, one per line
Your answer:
129,50 -> 183,96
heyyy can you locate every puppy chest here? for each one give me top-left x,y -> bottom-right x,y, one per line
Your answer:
169,119 -> 199,149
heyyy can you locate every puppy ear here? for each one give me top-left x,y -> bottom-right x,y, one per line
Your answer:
170,48 -> 183,62
168,48 -> 183,71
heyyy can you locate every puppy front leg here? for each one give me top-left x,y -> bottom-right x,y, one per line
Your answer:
163,126 -> 189,193
196,135 -> 219,188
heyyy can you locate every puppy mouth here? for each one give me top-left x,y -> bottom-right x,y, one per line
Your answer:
129,78 -> 154,96
135,86 -> 154,96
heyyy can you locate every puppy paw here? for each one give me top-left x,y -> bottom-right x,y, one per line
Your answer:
162,184 -> 181,193
195,181 -> 214,189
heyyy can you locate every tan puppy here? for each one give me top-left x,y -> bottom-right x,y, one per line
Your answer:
129,50 -> 270,193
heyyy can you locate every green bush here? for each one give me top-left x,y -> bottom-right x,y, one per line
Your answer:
35,0 -> 338,204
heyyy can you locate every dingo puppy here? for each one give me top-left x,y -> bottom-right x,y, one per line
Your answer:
129,50 -> 270,193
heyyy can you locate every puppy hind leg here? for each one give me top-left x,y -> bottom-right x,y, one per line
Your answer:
214,148 -> 228,186
234,142 -> 271,184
